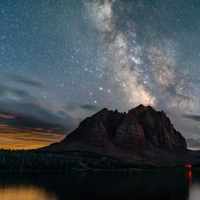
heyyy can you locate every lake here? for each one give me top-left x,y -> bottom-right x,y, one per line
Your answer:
0,170 -> 199,200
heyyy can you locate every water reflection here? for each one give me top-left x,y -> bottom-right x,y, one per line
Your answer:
186,171 -> 192,184
188,171 -> 200,200
189,184 -> 200,200
0,186 -> 58,200
0,171 -> 200,200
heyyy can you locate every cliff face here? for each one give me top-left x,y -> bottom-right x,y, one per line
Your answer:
113,105 -> 187,151
51,105 -> 187,153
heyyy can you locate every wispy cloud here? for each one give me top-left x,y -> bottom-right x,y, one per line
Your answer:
0,82 -> 100,149
186,138 -> 200,150
182,114 -> 200,122
5,73 -> 44,88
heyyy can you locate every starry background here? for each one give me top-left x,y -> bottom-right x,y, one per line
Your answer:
1,0 -> 200,149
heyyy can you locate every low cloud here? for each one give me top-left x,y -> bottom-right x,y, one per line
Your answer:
0,84 -> 29,98
0,113 -> 72,134
0,82 -> 100,149
182,114 -> 200,122
65,102 -> 100,112
186,138 -> 200,150
80,104 -> 99,111
0,83 -> 99,137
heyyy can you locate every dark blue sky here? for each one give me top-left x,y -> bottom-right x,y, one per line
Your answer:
1,0 -> 200,149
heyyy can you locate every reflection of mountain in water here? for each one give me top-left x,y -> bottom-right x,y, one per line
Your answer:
0,171 -> 191,200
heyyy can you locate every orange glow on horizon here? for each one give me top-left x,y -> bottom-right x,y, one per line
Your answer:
0,124 -> 66,149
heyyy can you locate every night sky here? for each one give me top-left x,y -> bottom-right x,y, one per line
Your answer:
1,0 -> 200,149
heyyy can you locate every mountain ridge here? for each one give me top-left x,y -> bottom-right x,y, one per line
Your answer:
44,105 -> 199,167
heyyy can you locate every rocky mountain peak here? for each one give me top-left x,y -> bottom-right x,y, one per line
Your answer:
48,105 -> 187,154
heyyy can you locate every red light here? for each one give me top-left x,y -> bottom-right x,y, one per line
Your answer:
185,164 -> 192,168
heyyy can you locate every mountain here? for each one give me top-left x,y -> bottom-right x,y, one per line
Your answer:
44,105 -> 199,167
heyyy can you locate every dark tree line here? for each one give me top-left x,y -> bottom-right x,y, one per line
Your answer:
0,149 -> 136,171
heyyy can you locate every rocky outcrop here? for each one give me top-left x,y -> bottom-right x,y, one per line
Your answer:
113,105 -> 187,151
48,105 -> 187,155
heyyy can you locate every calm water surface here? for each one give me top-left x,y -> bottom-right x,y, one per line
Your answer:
0,170 -> 199,200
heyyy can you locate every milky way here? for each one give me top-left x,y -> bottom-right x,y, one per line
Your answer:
1,0 -> 200,149
83,0 -> 198,113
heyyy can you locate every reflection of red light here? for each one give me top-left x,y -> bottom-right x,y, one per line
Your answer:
185,164 -> 192,168
187,171 -> 192,184
188,171 -> 192,179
